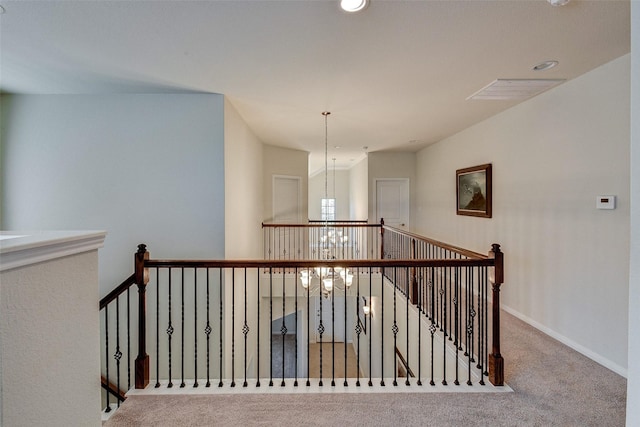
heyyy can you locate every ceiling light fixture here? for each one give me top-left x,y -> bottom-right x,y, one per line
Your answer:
547,0 -> 570,6
340,0 -> 368,13
533,60 -> 559,71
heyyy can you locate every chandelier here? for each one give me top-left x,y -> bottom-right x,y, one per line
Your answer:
300,266 -> 354,297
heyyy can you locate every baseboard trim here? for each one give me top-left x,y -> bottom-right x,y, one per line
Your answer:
501,304 -> 627,378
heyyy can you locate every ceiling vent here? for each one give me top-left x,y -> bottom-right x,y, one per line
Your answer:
467,79 -> 565,100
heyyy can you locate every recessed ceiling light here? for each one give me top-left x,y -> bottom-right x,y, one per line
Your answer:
334,145 -> 341,149
533,60 -> 559,71
341,0 -> 368,13
548,0 -> 570,6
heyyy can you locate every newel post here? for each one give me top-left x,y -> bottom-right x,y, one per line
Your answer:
380,218 -> 385,259
488,243 -> 504,386
134,244 -> 150,389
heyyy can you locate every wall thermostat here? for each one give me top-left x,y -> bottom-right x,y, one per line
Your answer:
596,195 -> 616,210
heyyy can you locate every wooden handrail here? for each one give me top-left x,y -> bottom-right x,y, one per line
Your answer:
382,224 -> 488,260
99,273 -> 135,309
101,376 -> 126,402
307,219 -> 369,223
144,258 -> 496,269
262,222 -> 380,228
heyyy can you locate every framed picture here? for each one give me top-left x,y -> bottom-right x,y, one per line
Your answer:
456,163 -> 492,218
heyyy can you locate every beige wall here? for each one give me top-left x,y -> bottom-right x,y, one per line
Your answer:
224,98 -> 264,258
627,3 -> 639,423
263,145 -> 309,223
416,55 -> 630,375
349,157 -> 369,221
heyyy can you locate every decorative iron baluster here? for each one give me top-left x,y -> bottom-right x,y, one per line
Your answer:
115,296 -> 121,406
269,267 -> 273,387
194,268 -> 199,388
380,266 -> 385,387
180,268 -> 185,388
393,268 -> 398,387
295,267 -> 299,387
244,268 -> 249,388
167,268 -> 173,388
331,270 -> 335,387
155,269 -> 160,388
368,267 -> 373,387
218,268 -> 223,388
355,269 -> 361,387
405,266 -> 410,386
257,267 -> 261,387
343,268 -> 348,387
454,265 -> 460,386
104,305 -> 111,412
430,267 -> 436,386
231,268 -> 236,388
306,267 -> 311,387
127,285 -> 131,391
281,270 -> 286,387
205,269 -> 211,387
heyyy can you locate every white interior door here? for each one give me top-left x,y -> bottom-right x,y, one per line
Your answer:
376,179 -> 410,228
273,175 -> 301,223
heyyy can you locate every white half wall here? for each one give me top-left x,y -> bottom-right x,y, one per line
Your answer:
626,4 -> 639,424
0,94 -> 226,297
224,98 -> 264,259
416,55 -> 630,375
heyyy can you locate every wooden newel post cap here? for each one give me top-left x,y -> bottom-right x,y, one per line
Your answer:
137,244 -> 147,254
491,243 -> 501,254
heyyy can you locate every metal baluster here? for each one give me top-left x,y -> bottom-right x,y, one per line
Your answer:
380,266 -> 385,387
405,266 -> 410,386
393,268 -> 398,387
218,268 -> 223,388
343,267 -> 348,387
281,269 -> 286,387
206,269 -> 211,387
454,265 -> 460,386
417,264 -> 422,386
368,267 -> 373,387
269,268 -> 273,387
442,265 -> 447,386
306,267 -> 311,387
467,267 -> 475,386
231,268 -> 236,387
104,305 -> 111,412
257,267 -> 261,387
155,269 -> 160,388
167,268 -> 173,388
115,296 -> 121,407
127,285 -> 131,391
356,269 -> 361,387
331,269 -> 335,387
243,268 -> 249,388
319,268 -> 324,387
194,268 -> 199,388
430,267 -> 436,386
295,267 -> 299,387
180,268 -> 185,388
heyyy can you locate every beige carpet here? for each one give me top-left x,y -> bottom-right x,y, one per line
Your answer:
104,311 -> 627,426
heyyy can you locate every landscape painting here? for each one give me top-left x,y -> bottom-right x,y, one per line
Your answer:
456,163 -> 492,218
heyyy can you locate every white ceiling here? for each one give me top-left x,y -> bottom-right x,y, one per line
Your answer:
0,0 -> 630,174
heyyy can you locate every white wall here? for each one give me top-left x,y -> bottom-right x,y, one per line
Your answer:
224,98 -> 264,259
0,94 -> 226,297
309,169 -> 350,220
627,4 -> 639,424
367,152 -> 416,226
263,145 -> 309,222
416,55 -> 630,375
1,250 -> 101,426
349,157 -> 368,221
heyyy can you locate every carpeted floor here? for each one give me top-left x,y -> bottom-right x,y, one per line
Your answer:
104,311 -> 627,426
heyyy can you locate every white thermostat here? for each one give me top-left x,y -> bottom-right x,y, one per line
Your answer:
596,195 -> 616,210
